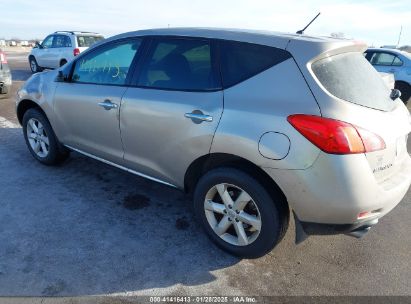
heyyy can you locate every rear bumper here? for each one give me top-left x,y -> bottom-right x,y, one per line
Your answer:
263,151 -> 411,226
298,217 -> 379,236
0,69 -> 12,94
0,82 -> 11,94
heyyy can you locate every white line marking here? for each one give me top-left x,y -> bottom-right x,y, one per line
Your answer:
0,116 -> 20,129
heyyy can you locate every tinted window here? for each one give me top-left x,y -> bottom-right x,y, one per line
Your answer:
53,35 -> 71,48
137,38 -> 220,91
312,52 -> 394,111
72,39 -> 141,85
77,35 -> 104,48
219,41 -> 291,88
41,35 -> 54,48
64,36 -> 72,47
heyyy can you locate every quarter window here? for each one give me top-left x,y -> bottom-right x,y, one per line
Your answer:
137,38 -> 220,91
219,40 -> 292,88
71,39 -> 142,85
392,56 -> 403,66
77,35 -> 104,48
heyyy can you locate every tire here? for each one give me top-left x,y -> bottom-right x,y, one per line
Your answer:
29,57 -> 43,73
193,167 -> 288,258
60,59 -> 67,67
394,81 -> 410,105
22,108 -> 69,165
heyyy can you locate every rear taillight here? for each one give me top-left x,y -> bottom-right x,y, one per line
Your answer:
0,52 -> 7,64
73,48 -> 80,56
287,114 -> 386,154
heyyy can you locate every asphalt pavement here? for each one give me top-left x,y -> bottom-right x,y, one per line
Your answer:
0,51 -> 410,297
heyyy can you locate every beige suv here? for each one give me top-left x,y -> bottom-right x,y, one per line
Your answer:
17,28 -> 411,258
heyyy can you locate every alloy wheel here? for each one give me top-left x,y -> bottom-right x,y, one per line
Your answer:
204,183 -> 262,246
26,118 -> 49,158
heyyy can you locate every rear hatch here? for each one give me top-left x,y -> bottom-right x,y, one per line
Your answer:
310,50 -> 411,185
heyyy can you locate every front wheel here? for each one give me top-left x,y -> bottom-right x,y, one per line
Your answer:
22,108 -> 69,165
29,57 -> 43,73
193,168 -> 288,258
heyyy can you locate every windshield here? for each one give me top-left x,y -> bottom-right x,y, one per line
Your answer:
77,35 -> 104,48
312,52 -> 395,111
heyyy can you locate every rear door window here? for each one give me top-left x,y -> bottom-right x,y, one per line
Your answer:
219,40 -> 292,88
312,52 -> 395,111
53,35 -> 71,48
373,52 -> 396,66
137,37 -> 220,91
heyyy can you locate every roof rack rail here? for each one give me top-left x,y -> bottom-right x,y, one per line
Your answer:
54,31 -> 75,35
54,31 -> 100,35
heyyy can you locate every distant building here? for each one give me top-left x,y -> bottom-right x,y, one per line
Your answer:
399,45 -> 411,53
0,40 -> 6,47
380,45 -> 397,49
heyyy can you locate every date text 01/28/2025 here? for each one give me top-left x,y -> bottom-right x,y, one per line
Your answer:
149,296 -> 257,303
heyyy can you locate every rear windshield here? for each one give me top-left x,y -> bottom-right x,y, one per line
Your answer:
76,35 -> 104,48
311,52 -> 395,111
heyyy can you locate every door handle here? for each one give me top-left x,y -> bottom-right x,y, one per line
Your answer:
98,100 -> 118,110
185,112 -> 213,123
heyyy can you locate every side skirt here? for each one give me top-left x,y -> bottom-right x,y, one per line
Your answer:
65,145 -> 178,189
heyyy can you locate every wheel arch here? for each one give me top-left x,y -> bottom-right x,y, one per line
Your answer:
184,152 -> 289,212
394,80 -> 411,103
395,80 -> 411,87
17,99 -> 47,125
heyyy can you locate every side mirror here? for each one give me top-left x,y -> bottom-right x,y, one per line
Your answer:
390,89 -> 401,101
34,41 -> 42,49
55,61 -> 73,82
55,70 -> 70,82
55,70 -> 66,82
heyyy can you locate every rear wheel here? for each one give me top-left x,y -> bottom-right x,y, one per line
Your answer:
22,108 -> 69,165
193,168 -> 288,258
29,57 -> 43,73
394,81 -> 410,104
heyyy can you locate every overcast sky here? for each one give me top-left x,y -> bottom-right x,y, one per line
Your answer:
1,0 -> 410,47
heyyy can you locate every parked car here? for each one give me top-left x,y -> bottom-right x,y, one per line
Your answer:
0,49 -> 12,98
17,28 -> 411,258
28,31 -> 104,73
364,48 -> 411,104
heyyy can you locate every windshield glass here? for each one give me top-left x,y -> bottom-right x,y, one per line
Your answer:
77,35 -> 104,48
312,52 -> 396,111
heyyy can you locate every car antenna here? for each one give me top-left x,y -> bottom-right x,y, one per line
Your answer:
296,12 -> 321,35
